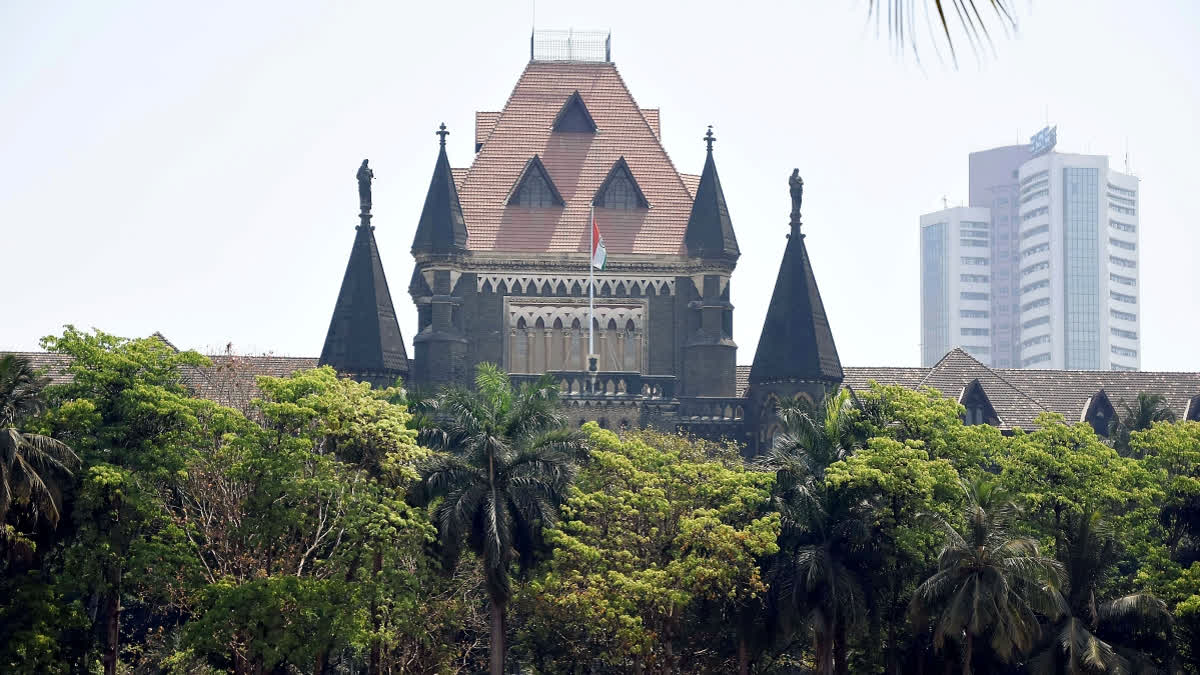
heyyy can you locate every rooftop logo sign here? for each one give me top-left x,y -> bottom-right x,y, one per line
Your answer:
1030,125 -> 1057,156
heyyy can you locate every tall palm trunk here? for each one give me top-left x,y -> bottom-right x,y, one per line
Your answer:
814,625 -> 834,675
489,597 -> 506,675
101,588 -> 120,675
737,633 -> 750,675
834,618 -> 848,675
961,632 -> 973,675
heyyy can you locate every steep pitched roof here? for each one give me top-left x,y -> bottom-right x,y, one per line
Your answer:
680,174 -> 700,198
2,348 -> 318,411
641,108 -> 660,138
413,138 -> 468,254
456,61 -> 694,254
994,367 -> 1200,423
475,111 -> 499,151
843,347 -> 1200,432
320,224 -> 409,377
902,349 -> 1046,430
684,141 -> 739,260
749,227 -> 842,385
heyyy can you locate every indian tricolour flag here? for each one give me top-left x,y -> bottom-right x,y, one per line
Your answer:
591,216 -> 607,270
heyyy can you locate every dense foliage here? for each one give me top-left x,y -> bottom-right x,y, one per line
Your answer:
2,329 -> 1198,673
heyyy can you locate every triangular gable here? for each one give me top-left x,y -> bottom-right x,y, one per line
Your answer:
552,90 -> 597,132
1187,394 -> 1200,422
593,157 -> 648,209
1082,389 -> 1116,437
959,378 -> 1001,426
507,155 -> 564,207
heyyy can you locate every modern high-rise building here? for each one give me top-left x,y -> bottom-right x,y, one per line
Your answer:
920,130 -> 1141,370
969,145 -> 1030,368
1015,152 -> 1140,370
920,207 -> 994,366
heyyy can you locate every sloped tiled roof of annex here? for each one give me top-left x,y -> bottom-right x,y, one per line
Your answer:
843,348 -> 1200,430
457,60 -> 696,255
4,350 -> 318,412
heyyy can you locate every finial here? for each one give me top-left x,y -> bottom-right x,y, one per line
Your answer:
436,122 -> 449,147
788,168 -> 804,233
357,159 -> 374,227
703,125 -> 716,153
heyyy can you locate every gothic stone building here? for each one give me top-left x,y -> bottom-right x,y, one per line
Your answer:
11,41 -> 1200,452
310,42 -> 1200,454
315,45 -> 841,454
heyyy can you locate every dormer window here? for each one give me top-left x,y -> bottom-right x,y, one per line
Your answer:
508,155 -> 564,207
552,90 -> 597,132
958,378 -> 1000,427
594,157 -> 649,209
1082,389 -> 1116,437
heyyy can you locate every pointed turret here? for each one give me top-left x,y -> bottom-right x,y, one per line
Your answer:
410,125 -> 468,389
678,127 -> 738,397
746,171 -> 842,453
319,160 -> 409,387
684,127 -> 739,261
412,123 -> 468,255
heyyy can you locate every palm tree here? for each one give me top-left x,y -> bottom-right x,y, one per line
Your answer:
910,478 -> 1064,675
417,363 -> 583,675
1110,393 -> 1177,456
869,1 -> 1018,65
1,354 -> 79,534
1026,510 -> 1173,674
759,390 -> 867,675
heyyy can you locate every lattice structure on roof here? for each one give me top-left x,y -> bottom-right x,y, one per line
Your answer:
531,29 -> 610,62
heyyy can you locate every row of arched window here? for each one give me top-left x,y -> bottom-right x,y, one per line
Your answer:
509,317 -> 642,373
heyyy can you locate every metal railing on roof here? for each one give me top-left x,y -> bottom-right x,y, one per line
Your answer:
531,29 -> 610,63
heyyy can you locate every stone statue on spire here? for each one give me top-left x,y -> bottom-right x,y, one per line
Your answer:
357,159 -> 374,214
789,169 -> 803,226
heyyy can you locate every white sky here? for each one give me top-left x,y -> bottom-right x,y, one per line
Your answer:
2,1 -> 1198,370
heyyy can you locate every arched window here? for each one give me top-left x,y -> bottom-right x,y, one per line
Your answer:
551,318 -> 564,371
512,317 -> 529,373
605,318 -> 620,371
623,319 -> 638,372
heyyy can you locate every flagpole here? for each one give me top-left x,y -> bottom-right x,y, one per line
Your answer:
588,204 -> 595,358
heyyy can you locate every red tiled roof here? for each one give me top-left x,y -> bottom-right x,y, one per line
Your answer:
680,173 -> 700,199
641,108 -> 660,139
459,61 -> 694,255
475,112 -> 500,149
452,168 -> 468,192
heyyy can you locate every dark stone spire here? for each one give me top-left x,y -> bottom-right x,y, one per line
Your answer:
412,123 -> 468,255
319,163 -> 409,387
749,172 -> 842,386
684,126 -> 739,260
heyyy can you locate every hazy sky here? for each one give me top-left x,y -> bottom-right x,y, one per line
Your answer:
3,1 -> 1198,370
